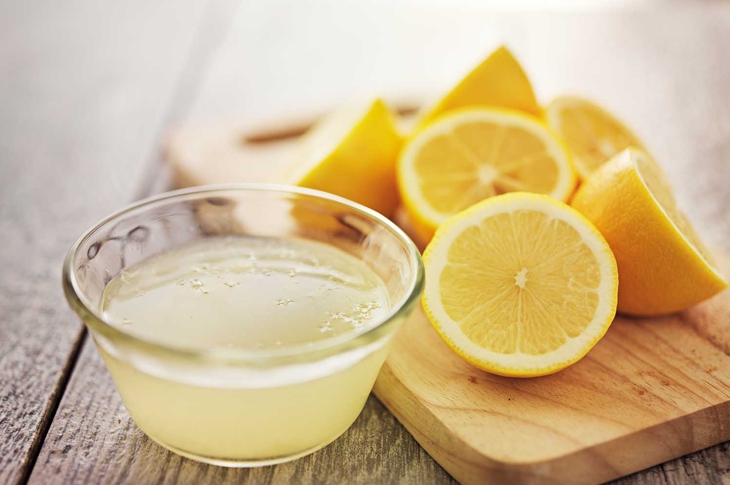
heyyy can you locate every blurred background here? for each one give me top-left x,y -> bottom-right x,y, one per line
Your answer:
3,0 -> 729,245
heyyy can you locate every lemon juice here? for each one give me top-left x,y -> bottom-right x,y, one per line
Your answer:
98,236 -> 393,464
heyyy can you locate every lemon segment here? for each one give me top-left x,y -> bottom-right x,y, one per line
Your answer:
545,96 -> 645,181
398,108 -> 576,245
571,148 -> 727,315
284,98 -> 403,217
423,193 -> 618,377
417,46 -> 540,128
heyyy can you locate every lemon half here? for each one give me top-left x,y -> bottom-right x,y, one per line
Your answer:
398,108 -> 576,245
423,192 -> 618,377
571,148 -> 727,315
546,95 -> 645,180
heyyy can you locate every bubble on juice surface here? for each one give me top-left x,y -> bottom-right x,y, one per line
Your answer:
193,264 -> 210,274
101,236 -> 390,351
190,279 -> 207,293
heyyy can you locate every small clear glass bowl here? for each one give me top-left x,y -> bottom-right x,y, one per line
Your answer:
63,184 -> 424,467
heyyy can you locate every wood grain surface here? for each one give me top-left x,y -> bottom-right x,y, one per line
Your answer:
3,2 -> 730,485
0,1 -> 209,483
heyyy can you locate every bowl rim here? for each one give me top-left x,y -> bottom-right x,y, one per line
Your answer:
62,183 -> 424,365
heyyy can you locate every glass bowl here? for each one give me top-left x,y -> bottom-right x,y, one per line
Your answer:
62,184 -> 424,467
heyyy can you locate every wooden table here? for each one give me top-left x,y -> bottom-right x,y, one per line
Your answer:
2,1 -> 729,484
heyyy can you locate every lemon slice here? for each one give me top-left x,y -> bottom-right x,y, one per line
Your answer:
398,108 -> 576,245
422,192 -> 618,377
571,148 -> 727,315
545,95 -> 645,180
417,46 -> 540,128
284,98 -> 402,217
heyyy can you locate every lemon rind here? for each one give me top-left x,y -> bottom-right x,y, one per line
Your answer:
627,149 -> 727,287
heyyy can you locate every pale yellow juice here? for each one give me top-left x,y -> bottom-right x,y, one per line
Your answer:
98,236 -> 392,463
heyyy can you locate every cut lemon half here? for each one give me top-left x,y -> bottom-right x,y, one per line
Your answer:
571,148 -> 727,315
545,95 -> 645,180
283,98 -> 402,217
398,108 -> 576,245
422,193 -> 618,377
417,46 -> 540,129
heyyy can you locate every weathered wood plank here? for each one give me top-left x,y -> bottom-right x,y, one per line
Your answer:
29,341 -> 455,485
25,2 -> 730,485
614,443 -> 730,485
0,1 -> 209,484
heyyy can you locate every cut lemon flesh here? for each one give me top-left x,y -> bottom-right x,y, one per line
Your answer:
545,95 -> 645,180
422,192 -> 618,377
571,148 -> 727,315
284,98 -> 402,217
417,46 -> 540,128
398,108 -> 576,245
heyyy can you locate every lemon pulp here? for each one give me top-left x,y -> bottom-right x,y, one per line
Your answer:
441,210 -> 601,355
546,96 -> 644,179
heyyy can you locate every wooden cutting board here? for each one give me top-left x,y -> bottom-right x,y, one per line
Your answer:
164,122 -> 730,485
374,283 -> 730,485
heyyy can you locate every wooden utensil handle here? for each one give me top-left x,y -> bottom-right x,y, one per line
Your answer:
243,101 -> 421,143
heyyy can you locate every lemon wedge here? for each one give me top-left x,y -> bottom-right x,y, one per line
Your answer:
284,98 -> 402,217
417,46 -> 540,128
571,148 -> 727,315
